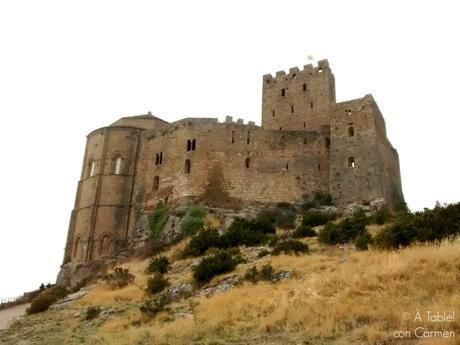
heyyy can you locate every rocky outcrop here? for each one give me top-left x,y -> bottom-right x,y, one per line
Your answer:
56,260 -> 111,289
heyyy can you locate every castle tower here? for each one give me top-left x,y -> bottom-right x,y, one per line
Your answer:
62,114 -> 168,264
328,95 -> 404,210
261,59 -> 336,131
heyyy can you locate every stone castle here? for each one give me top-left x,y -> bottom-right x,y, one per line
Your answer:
62,59 -> 404,265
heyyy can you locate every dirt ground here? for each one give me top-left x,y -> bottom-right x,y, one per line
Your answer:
0,304 -> 29,331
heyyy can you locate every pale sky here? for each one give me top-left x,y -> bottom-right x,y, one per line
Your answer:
0,0 -> 459,298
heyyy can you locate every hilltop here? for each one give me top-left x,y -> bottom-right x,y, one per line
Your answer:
1,202 -> 459,345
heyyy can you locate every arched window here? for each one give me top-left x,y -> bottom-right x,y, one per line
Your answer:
88,160 -> 96,177
114,157 -> 122,174
99,235 -> 111,257
348,127 -> 355,137
348,156 -> 356,168
245,158 -> 250,169
153,175 -> 160,191
185,159 -> 191,174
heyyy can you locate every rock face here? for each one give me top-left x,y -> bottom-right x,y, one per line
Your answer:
56,261 -> 110,289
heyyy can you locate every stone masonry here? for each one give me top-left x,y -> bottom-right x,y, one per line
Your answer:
61,59 -> 404,265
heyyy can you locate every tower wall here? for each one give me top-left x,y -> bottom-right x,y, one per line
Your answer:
328,95 -> 403,210
262,59 -> 336,131
64,127 -> 141,263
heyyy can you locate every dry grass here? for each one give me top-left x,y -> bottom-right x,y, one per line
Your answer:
91,237 -> 459,345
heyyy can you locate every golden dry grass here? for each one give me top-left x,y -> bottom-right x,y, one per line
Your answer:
90,237 -> 460,345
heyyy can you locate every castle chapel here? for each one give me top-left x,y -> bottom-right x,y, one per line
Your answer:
63,59 -> 404,263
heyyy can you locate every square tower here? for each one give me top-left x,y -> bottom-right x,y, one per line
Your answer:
261,60 -> 336,131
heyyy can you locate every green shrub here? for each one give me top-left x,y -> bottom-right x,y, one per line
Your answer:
355,232 -> 373,251
146,273 -> 169,295
187,205 -> 207,218
139,293 -> 171,318
85,306 -> 101,320
219,218 -> 275,248
267,234 -> 279,247
259,264 -> 275,281
244,264 -> 277,284
180,206 -> 208,236
318,210 -> 368,245
369,207 -> 393,225
146,256 -> 170,274
272,240 -> 309,255
182,228 -> 221,257
193,250 -> 241,285
257,248 -> 270,258
27,286 -> 68,314
181,214 -> 204,236
302,210 -> 336,227
149,201 -> 169,238
104,267 -> 135,289
256,206 -> 297,229
302,191 -> 333,209
292,225 -> 316,238
244,266 -> 259,284
373,203 -> 460,250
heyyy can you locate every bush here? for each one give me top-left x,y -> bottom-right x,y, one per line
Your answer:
318,210 -> 368,245
259,264 -> 275,281
85,306 -> 101,320
104,267 -> 135,289
267,234 -> 279,247
146,273 -> 169,295
149,201 -> 169,238
292,225 -> 316,238
374,203 -> 460,249
219,218 -> 275,248
244,266 -> 259,284
146,256 -> 170,274
369,207 -> 393,225
27,286 -> 68,314
302,210 -> 336,227
181,214 -> 204,236
256,206 -> 296,229
139,293 -> 171,318
179,206 -> 208,236
302,191 -> 333,209
193,250 -> 241,285
244,264 -> 276,284
187,205 -> 207,218
355,232 -> 373,251
272,240 -> 309,255
182,228 -> 221,258
257,248 -> 270,258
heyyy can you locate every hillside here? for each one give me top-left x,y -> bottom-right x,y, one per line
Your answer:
1,230 -> 458,345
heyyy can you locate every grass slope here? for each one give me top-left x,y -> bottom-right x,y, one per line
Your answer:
1,236 -> 458,345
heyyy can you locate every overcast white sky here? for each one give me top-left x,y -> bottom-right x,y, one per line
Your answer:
0,0 -> 459,298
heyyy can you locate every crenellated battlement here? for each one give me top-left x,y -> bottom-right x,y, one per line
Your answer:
262,59 -> 331,84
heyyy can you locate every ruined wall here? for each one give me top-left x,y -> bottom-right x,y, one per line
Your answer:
262,59 -> 336,131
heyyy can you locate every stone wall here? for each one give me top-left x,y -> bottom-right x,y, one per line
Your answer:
61,59 -> 404,268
